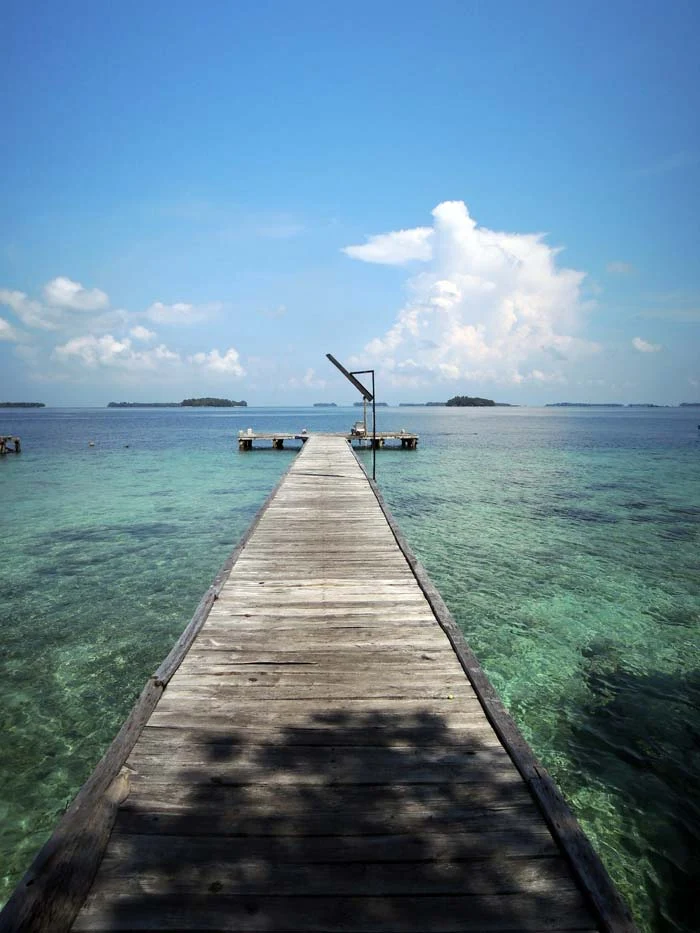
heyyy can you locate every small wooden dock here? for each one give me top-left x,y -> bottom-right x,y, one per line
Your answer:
238,430 -> 418,450
0,435 -> 634,933
0,435 -> 21,454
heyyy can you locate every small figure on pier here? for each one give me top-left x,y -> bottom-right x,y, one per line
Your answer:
0,435 -> 21,454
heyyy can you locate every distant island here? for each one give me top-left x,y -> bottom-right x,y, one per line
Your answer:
314,402 -> 337,407
108,402 -> 180,408
0,401 -> 45,408
546,402 -> 624,408
182,398 -> 247,407
680,402 -> 700,407
446,396 -> 511,407
108,398 -> 247,409
400,397 -> 511,407
354,401 -> 388,407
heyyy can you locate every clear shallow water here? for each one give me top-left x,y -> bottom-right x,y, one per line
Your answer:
1,406 -> 698,931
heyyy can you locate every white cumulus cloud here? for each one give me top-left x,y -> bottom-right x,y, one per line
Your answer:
632,336 -> 662,353
130,325 -> 156,341
43,276 -> 109,312
146,301 -> 219,325
0,288 -> 58,330
54,334 -> 181,370
0,315 -> 20,341
343,200 -> 597,388
190,347 -> 245,376
343,227 -> 433,265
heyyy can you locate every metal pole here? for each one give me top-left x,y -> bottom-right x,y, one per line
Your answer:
325,354 -> 377,479
372,370 -> 376,480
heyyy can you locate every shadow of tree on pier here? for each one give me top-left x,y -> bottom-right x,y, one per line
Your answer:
79,706 -> 596,932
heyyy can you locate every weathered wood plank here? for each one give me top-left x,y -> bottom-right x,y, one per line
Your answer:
73,890 -> 593,932
82,854 -> 578,897
162,680 -> 477,701
115,779 -> 537,835
189,633 -> 449,651
103,828 -> 559,863
139,721 -> 503,745
116,800 -> 539,838
177,648 -> 459,668
125,744 -> 518,786
145,699 -> 492,732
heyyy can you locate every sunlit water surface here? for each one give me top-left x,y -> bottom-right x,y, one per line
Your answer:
1,406 -> 698,931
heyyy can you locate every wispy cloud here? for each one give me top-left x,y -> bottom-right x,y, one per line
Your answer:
288,367 -> 326,390
145,301 -> 221,325
0,315 -> 20,341
632,336 -> 662,353
606,261 -> 635,275
343,227 -> 433,265
0,288 -> 59,330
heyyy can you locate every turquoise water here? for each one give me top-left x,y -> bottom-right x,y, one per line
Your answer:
1,406 -> 698,931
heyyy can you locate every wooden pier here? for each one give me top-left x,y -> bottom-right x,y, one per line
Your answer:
0,435 -> 634,933
238,430 -> 418,450
0,435 -> 21,454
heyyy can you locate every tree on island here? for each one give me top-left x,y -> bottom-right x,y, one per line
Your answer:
108,398 -> 247,408
181,397 -> 247,407
0,401 -> 45,408
445,395 -> 496,407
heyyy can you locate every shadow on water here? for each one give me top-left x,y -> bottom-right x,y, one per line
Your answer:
81,708 -> 594,932
570,646 -> 700,933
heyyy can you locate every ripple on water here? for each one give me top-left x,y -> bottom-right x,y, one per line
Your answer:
1,407 -> 699,933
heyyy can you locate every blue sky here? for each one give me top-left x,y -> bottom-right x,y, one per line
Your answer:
1,0 -> 698,405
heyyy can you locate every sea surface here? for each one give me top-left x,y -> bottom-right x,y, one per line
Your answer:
0,405 -> 698,931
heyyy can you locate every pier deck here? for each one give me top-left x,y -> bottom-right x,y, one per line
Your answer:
238,431 -> 418,449
1,435 -> 634,933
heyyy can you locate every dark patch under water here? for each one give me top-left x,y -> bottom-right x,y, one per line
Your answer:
569,646 -> 700,933
38,521 -> 180,546
658,526 -> 697,542
536,504 -> 619,524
